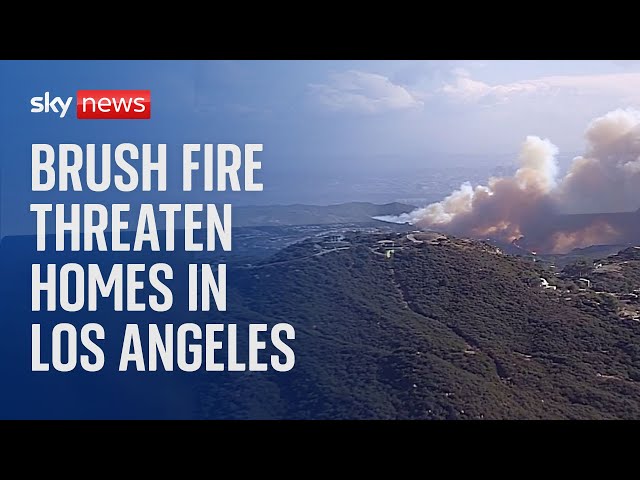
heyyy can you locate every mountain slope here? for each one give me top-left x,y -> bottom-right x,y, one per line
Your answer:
200,233 -> 640,419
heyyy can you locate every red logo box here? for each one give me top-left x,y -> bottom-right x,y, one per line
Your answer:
76,90 -> 151,119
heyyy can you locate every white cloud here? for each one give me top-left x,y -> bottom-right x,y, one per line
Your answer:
450,67 -> 471,78
441,71 -> 640,105
308,70 -> 423,114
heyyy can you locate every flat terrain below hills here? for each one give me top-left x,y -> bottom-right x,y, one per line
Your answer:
233,202 -> 415,226
201,232 -> 640,419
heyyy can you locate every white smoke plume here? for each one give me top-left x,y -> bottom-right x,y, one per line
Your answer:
380,108 -> 640,253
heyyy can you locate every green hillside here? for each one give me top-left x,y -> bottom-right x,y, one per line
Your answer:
199,233 -> 640,419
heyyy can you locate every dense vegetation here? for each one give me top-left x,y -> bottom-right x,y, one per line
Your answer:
199,234 -> 640,419
587,247 -> 640,294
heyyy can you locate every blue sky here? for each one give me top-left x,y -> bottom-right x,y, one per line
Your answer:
194,60 -> 640,157
2,60 -> 640,236
5,60 -> 640,159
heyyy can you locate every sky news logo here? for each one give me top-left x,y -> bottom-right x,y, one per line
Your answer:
30,90 -> 151,119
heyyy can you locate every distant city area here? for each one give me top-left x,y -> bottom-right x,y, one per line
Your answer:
253,164 -> 516,207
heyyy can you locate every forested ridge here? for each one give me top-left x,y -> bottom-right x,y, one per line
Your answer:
200,233 -> 640,419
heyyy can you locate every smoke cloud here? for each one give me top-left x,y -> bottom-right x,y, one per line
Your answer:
380,109 -> 640,253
